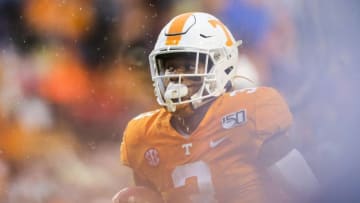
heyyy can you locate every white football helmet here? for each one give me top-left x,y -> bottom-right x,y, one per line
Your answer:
149,12 -> 242,112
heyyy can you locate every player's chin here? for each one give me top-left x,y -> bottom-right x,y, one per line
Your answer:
173,102 -> 194,116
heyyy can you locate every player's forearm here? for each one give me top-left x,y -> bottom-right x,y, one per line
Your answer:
267,149 -> 320,200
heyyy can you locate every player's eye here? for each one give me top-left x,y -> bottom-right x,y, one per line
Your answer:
185,64 -> 196,72
165,66 -> 175,73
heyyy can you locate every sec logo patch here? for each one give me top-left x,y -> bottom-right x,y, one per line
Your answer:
144,148 -> 160,167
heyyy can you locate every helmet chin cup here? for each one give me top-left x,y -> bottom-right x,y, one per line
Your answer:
165,100 -> 176,112
164,83 -> 189,112
164,82 -> 189,100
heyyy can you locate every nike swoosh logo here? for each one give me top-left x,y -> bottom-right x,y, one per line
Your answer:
200,34 -> 213,38
209,137 -> 228,148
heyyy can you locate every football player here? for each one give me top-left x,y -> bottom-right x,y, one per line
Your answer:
114,12 -> 319,203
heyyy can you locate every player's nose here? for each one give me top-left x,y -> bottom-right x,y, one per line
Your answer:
169,76 -> 182,83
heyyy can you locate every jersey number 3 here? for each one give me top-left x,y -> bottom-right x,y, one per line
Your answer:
172,161 -> 217,203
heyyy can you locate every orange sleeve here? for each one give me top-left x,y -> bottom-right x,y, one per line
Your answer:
255,87 -> 293,140
119,113 -> 151,168
120,115 -> 143,167
120,130 -> 130,166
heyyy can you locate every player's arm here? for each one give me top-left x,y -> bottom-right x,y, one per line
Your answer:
132,171 -> 158,189
258,131 -> 320,201
112,166 -> 163,203
254,87 -> 319,200
114,129 -> 163,203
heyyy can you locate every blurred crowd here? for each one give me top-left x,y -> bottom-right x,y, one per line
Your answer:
0,0 -> 359,202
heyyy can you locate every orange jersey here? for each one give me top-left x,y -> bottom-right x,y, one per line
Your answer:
120,87 -> 293,203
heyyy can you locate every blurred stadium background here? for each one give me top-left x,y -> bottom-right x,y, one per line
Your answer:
0,0 -> 359,202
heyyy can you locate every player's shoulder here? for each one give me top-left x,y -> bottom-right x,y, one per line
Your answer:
220,86 -> 280,104
126,108 -> 163,130
254,86 -> 285,101
123,108 -> 164,140
227,86 -> 281,97
131,108 -> 163,122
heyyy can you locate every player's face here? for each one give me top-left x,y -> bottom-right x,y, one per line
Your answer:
161,53 -> 205,101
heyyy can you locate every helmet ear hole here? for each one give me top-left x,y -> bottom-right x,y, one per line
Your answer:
224,66 -> 234,75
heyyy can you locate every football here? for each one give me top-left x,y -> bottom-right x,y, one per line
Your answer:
112,186 -> 164,203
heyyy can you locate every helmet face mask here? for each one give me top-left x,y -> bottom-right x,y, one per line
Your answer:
149,12 -> 241,112
150,50 -> 215,111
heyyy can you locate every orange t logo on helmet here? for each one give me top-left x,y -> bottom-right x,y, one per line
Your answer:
208,19 -> 234,46
165,13 -> 234,47
165,12 -> 193,45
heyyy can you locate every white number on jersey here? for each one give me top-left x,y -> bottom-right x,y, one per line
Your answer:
229,87 -> 257,97
172,161 -> 217,203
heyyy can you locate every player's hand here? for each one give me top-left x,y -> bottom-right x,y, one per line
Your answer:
112,186 -> 163,203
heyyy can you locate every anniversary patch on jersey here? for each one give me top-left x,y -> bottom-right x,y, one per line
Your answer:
144,148 -> 160,167
221,110 -> 246,129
